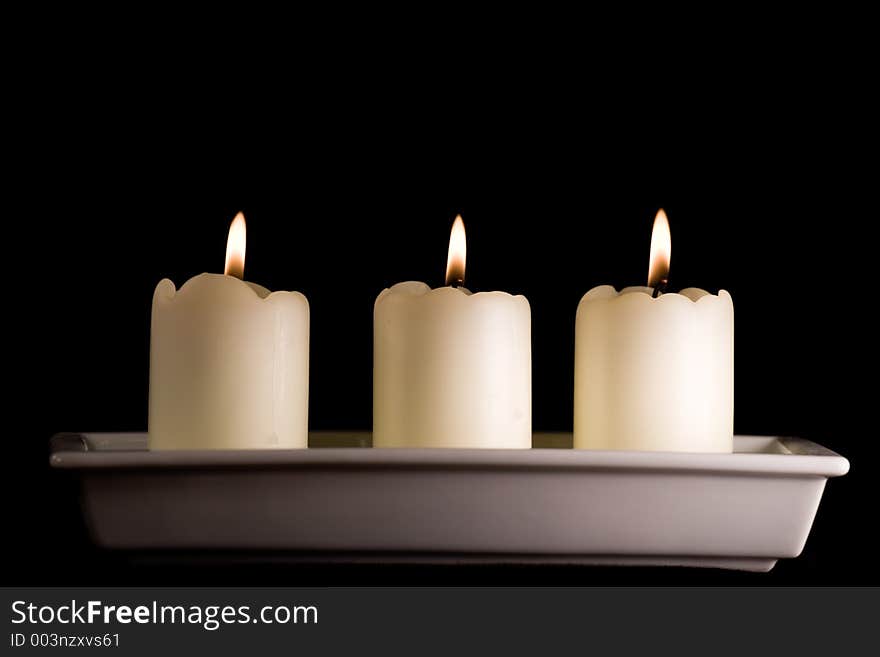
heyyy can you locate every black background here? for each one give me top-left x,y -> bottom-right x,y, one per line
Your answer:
7,49 -> 876,585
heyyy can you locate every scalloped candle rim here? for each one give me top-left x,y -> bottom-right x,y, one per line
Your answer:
576,285 -> 733,315
577,285 -> 732,313
153,273 -> 308,305
376,280 -> 529,306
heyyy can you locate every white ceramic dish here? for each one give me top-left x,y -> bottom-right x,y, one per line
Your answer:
50,432 -> 848,572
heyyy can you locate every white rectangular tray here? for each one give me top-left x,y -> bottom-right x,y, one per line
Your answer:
50,432 -> 848,572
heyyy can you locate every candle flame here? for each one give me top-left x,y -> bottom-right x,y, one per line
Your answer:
224,212 -> 247,279
445,214 -> 466,287
647,208 -> 671,290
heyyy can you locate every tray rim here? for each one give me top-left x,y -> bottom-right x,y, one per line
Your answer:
49,432 -> 850,478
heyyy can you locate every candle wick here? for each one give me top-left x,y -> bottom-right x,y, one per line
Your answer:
448,277 -> 464,289
651,279 -> 668,298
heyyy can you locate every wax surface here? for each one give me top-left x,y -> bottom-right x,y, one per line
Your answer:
373,281 -> 531,448
149,273 -> 309,450
574,285 -> 734,453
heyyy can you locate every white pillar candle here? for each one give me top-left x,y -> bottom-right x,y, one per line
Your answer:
373,216 -> 531,448
149,213 -> 309,450
573,210 -> 733,452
